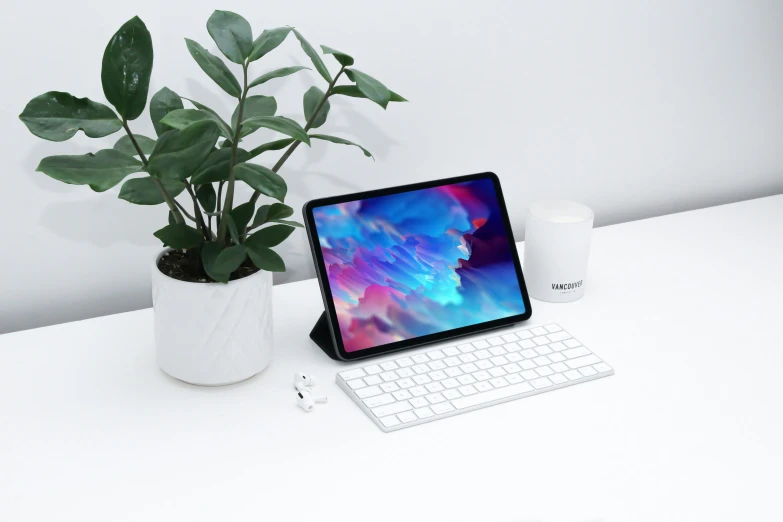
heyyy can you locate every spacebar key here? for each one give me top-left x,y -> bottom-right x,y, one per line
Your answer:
451,382 -> 534,409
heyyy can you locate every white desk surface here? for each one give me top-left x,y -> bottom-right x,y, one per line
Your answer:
1,195 -> 782,521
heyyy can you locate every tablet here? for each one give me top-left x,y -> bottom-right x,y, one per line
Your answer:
303,172 -> 532,361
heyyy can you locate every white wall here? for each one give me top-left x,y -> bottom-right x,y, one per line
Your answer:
2,0 -> 782,334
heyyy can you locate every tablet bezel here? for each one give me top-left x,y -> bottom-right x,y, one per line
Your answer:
303,172 -> 532,361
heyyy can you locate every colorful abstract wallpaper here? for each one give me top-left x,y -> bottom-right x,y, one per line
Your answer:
312,178 -> 527,353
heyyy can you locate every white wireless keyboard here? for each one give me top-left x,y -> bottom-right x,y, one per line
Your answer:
336,323 -> 614,432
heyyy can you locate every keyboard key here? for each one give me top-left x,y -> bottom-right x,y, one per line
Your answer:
489,367 -> 507,377
412,354 -> 430,364
519,340 -> 536,349
364,375 -> 383,386
506,373 -> 524,384
372,401 -> 412,418
347,378 -> 367,390
413,374 -> 432,385
566,354 -> 601,369
564,370 -> 582,381
490,377 -> 509,388
340,368 -> 367,381
476,360 -> 493,370
563,346 -> 590,359
535,366 -> 553,377
397,411 -> 418,423
531,377 -> 553,389
504,342 -> 522,352
475,349 -> 492,360
458,384 -> 478,395
428,370 -> 448,381
503,363 -> 522,373
520,360 -> 536,370
432,402 -> 456,414
442,378 -> 460,389
427,392 -> 446,404
412,364 -> 430,374
550,373 -> 568,384
550,362 -> 568,373
364,365 -> 382,375
502,333 -> 520,342
594,363 -> 613,373
472,340 -> 490,349
380,361 -> 399,371
445,367 -> 463,377
457,374 -> 477,385
531,327 -> 548,336
425,382 -> 445,393
428,360 -> 447,371
534,345 -> 552,356
460,363 -> 479,373
414,407 -> 434,419
397,378 -> 415,389
564,339 -> 582,348
397,357 -> 414,367
533,336 -> 551,346
459,353 -> 478,364
355,385 -> 382,398
393,390 -> 413,401
457,344 -> 475,353
506,352 -> 523,363
364,394 -> 395,408
444,357 -> 462,367
579,367 -> 598,377
474,371 -> 492,381
452,381 -> 534,409
521,370 -> 538,380
521,349 -> 537,359
516,330 -> 534,340
443,389 -> 462,400
549,353 -> 566,363
443,347 -> 461,356
549,342 -> 567,352
474,381 -> 493,392
533,356 -> 552,366
380,382 -> 399,392
410,386 -> 428,397
489,346 -> 507,356
380,415 -> 401,428
410,397 -> 429,408
380,371 -> 399,382
428,349 -> 445,360
491,355 -> 509,366
396,367 -> 415,378
545,324 -> 562,333
488,337 -> 505,346
548,331 -> 570,341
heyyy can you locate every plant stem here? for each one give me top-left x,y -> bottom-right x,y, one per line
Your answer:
248,67 -> 346,207
217,63 -> 250,245
121,121 -> 185,225
173,199 -> 196,222
184,180 -> 212,240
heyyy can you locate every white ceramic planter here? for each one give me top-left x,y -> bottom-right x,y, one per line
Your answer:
151,250 -> 273,386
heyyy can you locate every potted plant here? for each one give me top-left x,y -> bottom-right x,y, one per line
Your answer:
19,11 -> 406,386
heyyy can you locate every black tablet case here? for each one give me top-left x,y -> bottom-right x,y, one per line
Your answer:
309,311 -> 341,360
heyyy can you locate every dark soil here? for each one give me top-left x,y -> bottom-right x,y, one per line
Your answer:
157,249 -> 261,283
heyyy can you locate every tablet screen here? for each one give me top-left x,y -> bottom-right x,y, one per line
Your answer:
309,175 -> 529,356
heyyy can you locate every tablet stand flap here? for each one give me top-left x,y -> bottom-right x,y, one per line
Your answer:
309,311 -> 341,360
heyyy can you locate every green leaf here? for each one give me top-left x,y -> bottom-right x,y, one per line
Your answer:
273,219 -> 304,228
206,10 -> 253,64
232,95 -> 277,137
247,138 -> 295,160
196,183 -> 216,212
331,85 -> 407,102
185,39 -> 242,98
190,148 -> 250,184
310,134 -> 373,159
202,243 -> 247,283
232,202 -> 256,233
119,177 -> 184,205
303,86 -> 329,129
147,120 -> 220,180
344,69 -> 391,109
248,27 -> 292,62
150,87 -> 184,136
19,92 -> 122,142
101,16 -> 153,121
225,214 -> 241,244
253,202 -> 294,226
183,98 -> 233,138
234,163 -> 287,201
293,30 -> 331,84
153,223 -> 204,249
320,45 -> 354,66
161,108 -> 232,139
246,244 -> 286,272
248,66 -> 309,89
113,134 -> 156,157
36,149 -> 142,192
168,211 -> 177,225
246,224 -> 295,248
240,116 -> 310,145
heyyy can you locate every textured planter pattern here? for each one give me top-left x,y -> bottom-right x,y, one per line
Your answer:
151,251 -> 273,386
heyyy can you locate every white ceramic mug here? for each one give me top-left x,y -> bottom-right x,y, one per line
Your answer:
523,200 -> 594,303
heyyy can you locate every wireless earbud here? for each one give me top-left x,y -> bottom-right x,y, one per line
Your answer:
293,372 -> 316,391
297,390 -> 315,412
